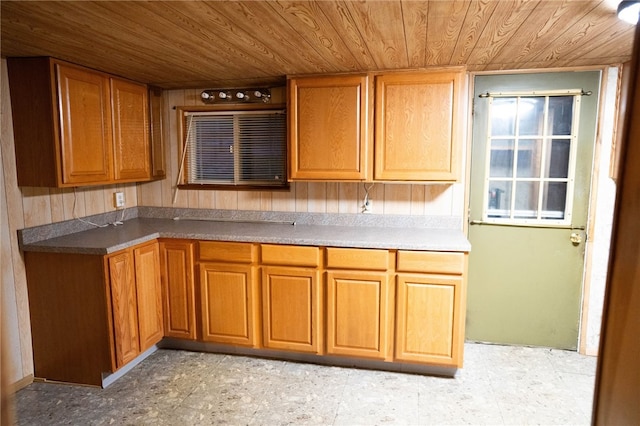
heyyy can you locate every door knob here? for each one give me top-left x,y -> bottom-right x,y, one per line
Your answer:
570,232 -> 582,245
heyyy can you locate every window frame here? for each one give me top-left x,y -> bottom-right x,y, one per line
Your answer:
481,90 -> 582,227
176,104 -> 289,191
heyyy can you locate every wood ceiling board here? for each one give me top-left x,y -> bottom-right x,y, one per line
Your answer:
1,2 -> 218,85
65,2 -> 232,84
554,22 -> 635,65
343,0 -> 409,69
550,55 -> 632,68
424,1 -> 472,66
464,0 -> 540,69
106,2 -> 278,83
214,1 -> 339,75
0,1 -> 635,89
267,0 -> 362,73
399,1 -> 429,68
448,0 -> 499,66
527,3 -> 625,64
156,2 -> 287,77
316,1 -> 378,70
161,76 -> 288,91
488,1 -> 598,67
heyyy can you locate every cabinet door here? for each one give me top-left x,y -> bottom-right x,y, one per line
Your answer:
111,78 -> 151,181
134,242 -> 164,351
326,270 -> 392,360
149,86 -> 166,179
107,250 -> 139,368
262,266 -> 322,353
57,63 -> 113,185
375,70 -> 464,181
395,274 -> 463,367
289,75 -> 371,180
200,262 -> 258,346
160,241 -> 196,340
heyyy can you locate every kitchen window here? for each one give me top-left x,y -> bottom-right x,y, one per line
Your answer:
179,108 -> 287,188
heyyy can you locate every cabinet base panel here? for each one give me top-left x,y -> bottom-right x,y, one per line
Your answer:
34,345 -> 159,388
159,338 -> 458,378
101,345 -> 159,388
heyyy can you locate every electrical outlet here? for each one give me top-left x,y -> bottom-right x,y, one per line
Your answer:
362,199 -> 372,214
114,192 -> 125,208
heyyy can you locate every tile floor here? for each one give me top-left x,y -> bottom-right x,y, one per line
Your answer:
12,343 -> 596,425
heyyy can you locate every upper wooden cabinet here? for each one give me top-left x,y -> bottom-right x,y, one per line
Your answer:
111,78 -> 150,181
57,63 -> 114,185
149,86 -> 166,179
7,57 -> 154,187
288,74 -> 372,181
375,71 -> 464,181
287,68 -> 465,182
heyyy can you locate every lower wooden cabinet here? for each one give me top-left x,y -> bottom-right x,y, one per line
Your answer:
326,270 -> 392,360
395,274 -> 463,366
24,240 -> 163,386
134,242 -> 164,350
325,247 -> 393,360
106,241 -> 164,368
159,240 -> 196,340
23,237 -> 467,386
198,242 -> 259,347
394,250 -> 467,367
107,250 -> 140,367
261,267 -> 321,353
261,244 -> 322,353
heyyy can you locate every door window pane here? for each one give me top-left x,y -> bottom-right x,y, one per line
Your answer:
514,181 -> 539,219
518,97 -> 545,136
490,139 -> 514,177
491,98 -> 516,136
487,181 -> 512,218
545,139 -> 571,179
547,96 -> 573,136
516,139 -> 542,178
542,182 -> 567,219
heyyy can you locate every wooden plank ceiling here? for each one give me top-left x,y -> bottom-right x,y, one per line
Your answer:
1,0 -> 635,89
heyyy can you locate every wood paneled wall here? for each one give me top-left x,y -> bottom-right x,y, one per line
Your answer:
136,87 -> 465,216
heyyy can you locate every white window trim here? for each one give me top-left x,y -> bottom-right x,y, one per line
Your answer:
480,91 -> 582,227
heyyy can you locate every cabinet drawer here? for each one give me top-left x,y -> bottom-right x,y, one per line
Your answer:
199,241 -> 255,263
326,247 -> 388,270
397,251 -> 465,275
261,244 -> 320,267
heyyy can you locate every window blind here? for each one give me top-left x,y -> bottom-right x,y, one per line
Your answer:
183,109 -> 286,186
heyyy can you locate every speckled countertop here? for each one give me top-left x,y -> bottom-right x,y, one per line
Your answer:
19,217 -> 471,255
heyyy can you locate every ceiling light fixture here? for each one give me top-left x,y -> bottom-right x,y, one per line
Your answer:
200,88 -> 271,104
618,1 -> 640,24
